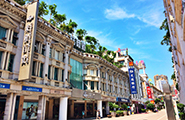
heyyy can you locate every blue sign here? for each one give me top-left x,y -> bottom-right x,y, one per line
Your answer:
128,68 -> 137,94
116,97 -> 130,103
22,86 -> 42,92
0,83 -> 10,89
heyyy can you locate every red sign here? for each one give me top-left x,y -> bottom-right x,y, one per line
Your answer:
147,87 -> 152,99
129,62 -> 134,66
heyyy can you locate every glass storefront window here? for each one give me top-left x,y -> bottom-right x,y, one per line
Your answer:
22,102 -> 38,120
70,58 -> 83,89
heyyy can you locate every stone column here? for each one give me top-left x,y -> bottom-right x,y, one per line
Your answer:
98,68 -> 101,90
70,100 -> 74,118
97,100 -> 102,117
37,95 -> 47,120
106,101 -> 110,115
48,98 -> 53,120
4,93 -> 17,120
5,52 -> 10,70
6,29 -> 11,42
93,101 -> 95,116
43,36 -> 52,83
10,30 -> 14,43
112,75 -> 114,93
59,97 -> 68,120
17,96 -> 24,120
1,51 -> 7,69
64,46 -> 70,82
106,71 -> 108,92
85,100 -> 87,117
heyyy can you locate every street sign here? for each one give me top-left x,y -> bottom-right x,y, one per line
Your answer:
128,68 -> 137,94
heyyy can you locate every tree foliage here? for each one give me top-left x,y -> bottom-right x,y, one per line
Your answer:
38,1 -> 49,17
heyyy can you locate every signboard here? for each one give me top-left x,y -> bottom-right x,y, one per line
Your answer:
151,100 -> 155,104
117,48 -> 128,56
22,86 -> 42,92
50,89 -> 64,94
71,88 -> 101,100
129,62 -> 134,66
116,97 -> 130,103
0,83 -> 10,89
147,86 -> 152,98
142,82 -> 147,98
128,68 -> 137,94
19,2 -> 39,80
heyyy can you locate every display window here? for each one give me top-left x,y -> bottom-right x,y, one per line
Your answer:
22,102 -> 38,119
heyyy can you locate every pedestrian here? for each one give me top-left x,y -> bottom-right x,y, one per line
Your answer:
26,105 -> 34,119
82,110 -> 85,119
96,109 -> 101,120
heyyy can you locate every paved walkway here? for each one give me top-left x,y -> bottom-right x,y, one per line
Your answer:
68,109 -> 168,120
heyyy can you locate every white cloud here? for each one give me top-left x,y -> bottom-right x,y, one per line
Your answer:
104,7 -> 135,20
104,5 -> 164,28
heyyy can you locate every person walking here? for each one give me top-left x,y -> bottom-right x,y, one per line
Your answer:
96,109 -> 101,120
82,110 -> 85,119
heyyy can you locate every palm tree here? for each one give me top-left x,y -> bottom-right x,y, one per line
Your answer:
38,1 -> 49,17
49,4 -> 57,22
67,19 -> 78,35
53,13 -> 66,26
76,29 -> 87,41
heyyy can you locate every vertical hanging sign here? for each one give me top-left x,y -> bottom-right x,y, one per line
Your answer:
147,86 -> 152,99
128,68 -> 137,94
18,2 -> 39,80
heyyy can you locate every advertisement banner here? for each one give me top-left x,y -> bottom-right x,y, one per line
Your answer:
0,83 -> 10,89
147,86 -> 152,98
22,86 -> 42,92
128,68 -> 137,94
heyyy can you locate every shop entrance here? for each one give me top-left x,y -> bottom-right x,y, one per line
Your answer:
74,103 -> 84,118
0,95 -> 6,120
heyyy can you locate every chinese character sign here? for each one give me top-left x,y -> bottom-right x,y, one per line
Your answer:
147,86 -> 152,98
19,2 -> 39,80
128,68 -> 137,94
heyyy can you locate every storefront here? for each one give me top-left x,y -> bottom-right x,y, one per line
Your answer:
68,88 -> 101,119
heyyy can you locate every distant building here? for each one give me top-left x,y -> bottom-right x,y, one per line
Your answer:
154,75 -> 168,88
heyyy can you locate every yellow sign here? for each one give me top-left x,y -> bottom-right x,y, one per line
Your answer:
149,78 -> 152,82
142,82 -> 147,98
19,2 -> 39,80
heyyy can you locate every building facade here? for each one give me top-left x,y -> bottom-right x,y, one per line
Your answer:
163,0 -> 185,104
0,1 -> 131,120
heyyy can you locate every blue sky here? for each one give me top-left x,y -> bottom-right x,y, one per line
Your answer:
43,0 -> 173,85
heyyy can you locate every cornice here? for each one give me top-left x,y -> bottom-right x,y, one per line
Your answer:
0,0 -> 26,22
37,17 -> 74,48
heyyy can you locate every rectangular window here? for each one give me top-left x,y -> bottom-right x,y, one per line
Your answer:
34,41 -> 39,52
39,63 -> 43,78
54,68 -> 58,80
102,72 -> 104,78
62,69 -> 64,81
49,48 -> 52,58
103,83 -> 105,91
84,69 -> 87,75
12,32 -> 18,45
8,54 -> 14,72
91,81 -> 94,90
63,53 -> 65,62
55,50 -> 59,60
41,44 -> 45,55
96,70 -> 98,76
48,65 -> 51,79
0,26 -> 7,39
0,51 -> 3,69
97,82 -> 99,90
84,81 -> 88,90
90,70 -> 94,75
32,61 -> 36,76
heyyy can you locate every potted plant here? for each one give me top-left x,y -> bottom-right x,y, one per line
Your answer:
121,104 -> 128,116
109,103 -> 119,117
147,103 -> 155,113
141,108 -> 147,113
116,110 -> 120,117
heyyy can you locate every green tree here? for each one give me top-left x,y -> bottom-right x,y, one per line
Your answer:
49,4 -> 57,22
14,0 -> 26,5
147,103 -> 155,111
160,18 -> 172,52
66,19 -> 78,35
76,29 -> 87,41
38,1 -> 49,17
53,13 -> 66,26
